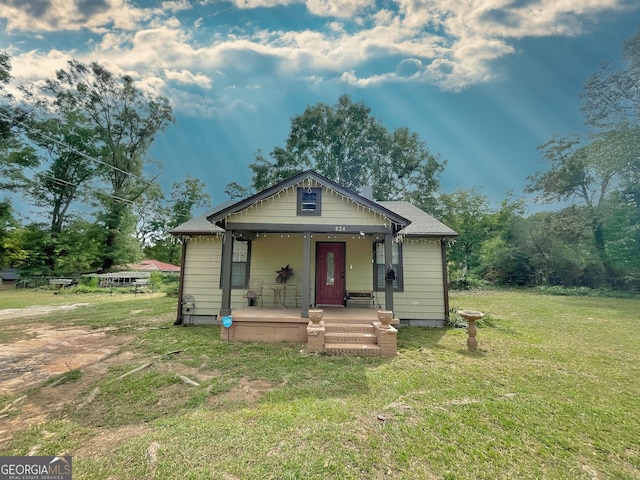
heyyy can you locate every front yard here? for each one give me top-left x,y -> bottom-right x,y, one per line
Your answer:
0,289 -> 638,479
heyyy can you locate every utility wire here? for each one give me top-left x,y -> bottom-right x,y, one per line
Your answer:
0,109 -> 156,188
26,166 -> 137,206
42,173 -> 136,205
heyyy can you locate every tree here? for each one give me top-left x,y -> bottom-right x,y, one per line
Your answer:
233,95 -> 445,211
25,109 -> 100,233
439,187 -> 492,284
581,27 -> 639,129
137,176 -> 210,264
169,176 -> 210,229
527,28 -> 640,288
44,60 -> 175,269
0,199 -> 19,267
0,51 -> 39,191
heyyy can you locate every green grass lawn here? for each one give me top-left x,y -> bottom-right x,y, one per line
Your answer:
1,289 -> 638,479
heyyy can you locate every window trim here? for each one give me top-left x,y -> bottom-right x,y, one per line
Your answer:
297,187 -> 322,216
373,241 -> 404,292
220,238 -> 251,289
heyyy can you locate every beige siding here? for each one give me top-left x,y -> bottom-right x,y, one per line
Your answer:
249,234 -> 304,307
181,237 -> 244,314
390,241 -> 445,320
181,234 -> 446,320
248,233 -> 374,307
343,236 -> 373,292
226,184 -> 390,227
181,237 -> 222,315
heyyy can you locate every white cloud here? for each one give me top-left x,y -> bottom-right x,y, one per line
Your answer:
305,0 -> 374,17
0,0 -> 150,33
226,0 -> 298,8
164,69 -> 213,88
162,0 -> 193,13
2,0 -> 637,110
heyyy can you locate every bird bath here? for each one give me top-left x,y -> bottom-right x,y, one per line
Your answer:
458,310 -> 484,351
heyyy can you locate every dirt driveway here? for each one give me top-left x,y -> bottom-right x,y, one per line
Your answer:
0,304 -> 141,450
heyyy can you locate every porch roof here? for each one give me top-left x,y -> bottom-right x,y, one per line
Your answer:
170,172 -> 457,238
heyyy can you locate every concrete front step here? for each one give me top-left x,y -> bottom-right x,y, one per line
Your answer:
324,322 -> 375,333
323,343 -> 382,355
324,332 -> 377,344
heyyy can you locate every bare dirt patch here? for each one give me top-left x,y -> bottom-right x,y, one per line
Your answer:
208,377 -> 277,408
0,303 -> 89,321
0,304 -> 146,451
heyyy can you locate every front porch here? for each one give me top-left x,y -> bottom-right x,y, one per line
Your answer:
221,307 -> 399,357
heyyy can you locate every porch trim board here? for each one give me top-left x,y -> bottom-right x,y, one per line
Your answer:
223,222 -> 393,234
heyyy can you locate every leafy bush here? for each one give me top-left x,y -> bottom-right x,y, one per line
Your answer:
150,272 -> 180,293
536,285 -> 593,296
79,276 -> 99,288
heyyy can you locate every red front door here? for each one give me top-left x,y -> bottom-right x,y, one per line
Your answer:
316,242 -> 345,306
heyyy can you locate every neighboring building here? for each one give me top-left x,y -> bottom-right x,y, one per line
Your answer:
171,170 -> 457,347
125,259 -> 181,273
0,268 -> 19,290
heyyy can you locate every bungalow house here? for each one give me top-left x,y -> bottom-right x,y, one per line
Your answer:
170,170 -> 457,356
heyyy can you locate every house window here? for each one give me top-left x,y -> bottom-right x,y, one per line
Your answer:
374,241 -> 403,291
231,238 -> 251,288
297,187 -> 322,216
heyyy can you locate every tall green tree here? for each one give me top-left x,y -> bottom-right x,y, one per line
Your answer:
439,187 -> 492,283
137,176 -> 210,264
527,27 -> 640,288
234,95 -> 445,211
0,51 -> 38,191
44,60 -> 174,270
0,198 -> 19,267
25,109 -> 100,233
441,188 -> 526,287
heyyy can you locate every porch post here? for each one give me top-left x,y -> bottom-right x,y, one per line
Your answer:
301,230 -> 311,318
441,237 -> 451,322
384,233 -> 394,314
220,229 -> 234,317
174,237 -> 188,325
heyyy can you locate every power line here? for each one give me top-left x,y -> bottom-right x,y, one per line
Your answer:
25,166 -> 136,206
0,109 -> 156,188
38,172 -> 136,205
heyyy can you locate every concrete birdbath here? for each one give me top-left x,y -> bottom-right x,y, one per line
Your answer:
458,310 -> 484,351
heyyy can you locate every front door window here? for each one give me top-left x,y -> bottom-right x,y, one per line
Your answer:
326,252 -> 335,285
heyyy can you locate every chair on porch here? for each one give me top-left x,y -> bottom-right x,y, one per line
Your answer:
243,278 -> 264,307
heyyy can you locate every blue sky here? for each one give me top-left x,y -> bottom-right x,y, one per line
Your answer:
1,0 -> 639,216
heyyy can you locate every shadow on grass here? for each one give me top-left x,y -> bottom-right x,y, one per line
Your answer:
397,326 -> 447,351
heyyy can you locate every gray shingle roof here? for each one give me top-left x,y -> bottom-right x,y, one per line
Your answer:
170,184 -> 456,238
169,207 -> 227,235
378,201 -> 457,237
